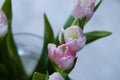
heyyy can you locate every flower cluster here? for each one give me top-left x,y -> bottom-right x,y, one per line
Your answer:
48,26 -> 86,70
0,0 -> 111,80
47,0 -> 96,78
47,0 -> 96,73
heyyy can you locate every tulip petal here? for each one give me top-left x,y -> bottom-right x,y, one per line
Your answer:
58,56 -> 74,70
0,9 -> 8,38
48,43 -> 57,60
49,72 -> 65,80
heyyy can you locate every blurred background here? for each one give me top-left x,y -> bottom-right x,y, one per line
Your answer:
1,0 -> 120,80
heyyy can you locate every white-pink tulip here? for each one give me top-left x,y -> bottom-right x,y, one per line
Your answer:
49,72 -> 65,80
48,42 -> 76,70
0,9 -> 8,38
59,26 -> 86,51
71,0 -> 95,20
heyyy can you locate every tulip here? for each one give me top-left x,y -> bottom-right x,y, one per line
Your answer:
59,26 -> 86,51
71,0 -> 95,20
48,42 -> 76,70
0,9 -> 8,38
48,72 -> 65,80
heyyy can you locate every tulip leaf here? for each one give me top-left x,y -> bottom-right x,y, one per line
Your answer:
71,19 -> 79,26
32,72 -> 46,80
34,13 -> 55,74
2,0 -> 12,21
94,0 -> 103,12
0,63 -> 7,79
78,17 -> 86,30
1,0 -> 27,79
63,15 -> 86,30
85,31 -> 112,44
63,15 -> 75,29
45,72 -> 49,80
43,13 -> 54,43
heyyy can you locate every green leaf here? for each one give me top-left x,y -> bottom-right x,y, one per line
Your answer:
85,31 -> 112,44
43,13 -> 54,43
1,0 -> 27,79
63,15 -> 86,30
94,0 -> 103,12
78,16 -> 86,30
34,13 -> 55,74
32,72 -> 46,80
32,72 -> 49,80
63,15 -> 75,29
71,19 -> 79,26
2,0 -> 12,21
0,63 -> 7,79
45,72 -> 49,80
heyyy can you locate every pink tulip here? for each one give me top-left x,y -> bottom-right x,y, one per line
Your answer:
59,26 -> 86,51
0,9 -> 8,38
48,42 -> 76,70
71,0 -> 95,20
49,72 -> 65,80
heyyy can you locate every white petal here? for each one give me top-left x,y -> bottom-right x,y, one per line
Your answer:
49,72 -> 65,80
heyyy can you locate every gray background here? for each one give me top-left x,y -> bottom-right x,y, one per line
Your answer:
0,0 -> 120,80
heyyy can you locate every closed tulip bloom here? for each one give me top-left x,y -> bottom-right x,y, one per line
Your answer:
48,42 -> 76,70
71,0 -> 95,20
59,26 -> 86,51
49,72 -> 65,80
0,9 -> 8,38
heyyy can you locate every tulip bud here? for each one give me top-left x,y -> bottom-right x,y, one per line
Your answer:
71,0 -> 95,20
59,26 -> 86,51
48,42 -> 76,70
49,72 -> 65,80
0,9 -> 8,38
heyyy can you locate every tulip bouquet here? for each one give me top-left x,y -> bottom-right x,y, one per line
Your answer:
0,0 -> 112,80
